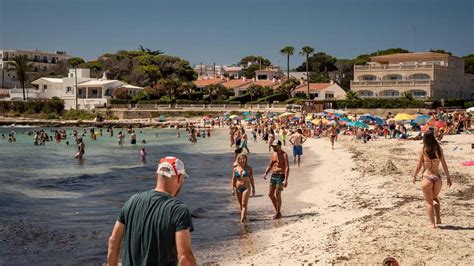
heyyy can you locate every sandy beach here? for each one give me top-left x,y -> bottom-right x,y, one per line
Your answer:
207,133 -> 473,264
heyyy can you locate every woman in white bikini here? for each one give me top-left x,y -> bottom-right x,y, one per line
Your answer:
412,132 -> 452,228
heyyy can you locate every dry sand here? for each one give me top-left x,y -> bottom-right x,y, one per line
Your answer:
211,133 -> 473,265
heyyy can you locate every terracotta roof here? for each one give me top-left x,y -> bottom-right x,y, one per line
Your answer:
370,52 -> 452,63
194,78 -> 225,87
221,79 -> 253,89
294,83 -> 332,92
0,89 -> 9,97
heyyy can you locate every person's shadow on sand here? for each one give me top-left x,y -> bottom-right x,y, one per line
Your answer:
438,225 -> 474,230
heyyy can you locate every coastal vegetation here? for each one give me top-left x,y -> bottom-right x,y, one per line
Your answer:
9,55 -> 33,101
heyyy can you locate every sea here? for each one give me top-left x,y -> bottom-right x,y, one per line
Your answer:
0,126 -> 270,264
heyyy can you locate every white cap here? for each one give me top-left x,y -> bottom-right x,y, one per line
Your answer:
156,156 -> 189,178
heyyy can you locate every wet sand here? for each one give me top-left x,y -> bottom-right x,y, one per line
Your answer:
209,133 -> 473,264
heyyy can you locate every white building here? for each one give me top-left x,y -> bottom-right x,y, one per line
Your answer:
351,52 -> 474,99
292,80 -> 347,100
7,68 -> 143,109
0,49 -> 69,89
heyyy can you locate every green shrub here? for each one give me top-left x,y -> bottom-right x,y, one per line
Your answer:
62,109 -> 96,120
465,101 -> 474,108
253,93 -> 288,103
336,98 -> 426,109
226,93 -> 251,103
110,99 -> 131,104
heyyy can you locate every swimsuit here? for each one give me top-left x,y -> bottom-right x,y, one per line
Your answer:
423,156 -> 441,184
235,169 -> 250,193
270,173 -> 285,191
293,145 -> 303,156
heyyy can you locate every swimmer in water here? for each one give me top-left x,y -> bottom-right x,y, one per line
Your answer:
140,147 -> 147,163
75,138 -> 85,160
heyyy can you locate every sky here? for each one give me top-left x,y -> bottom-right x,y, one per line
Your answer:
1,0 -> 473,67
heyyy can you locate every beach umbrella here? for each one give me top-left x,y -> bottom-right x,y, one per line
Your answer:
312,118 -> 328,125
305,115 -> 313,120
394,113 -> 413,121
327,120 -> 337,125
339,121 -> 347,126
433,120 -> 447,129
340,117 -> 351,122
292,116 -> 300,121
278,112 -> 295,119
347,121 -> 368,128
229,115 -> 240,120
414,115 -> 431,125
467,107 -> 474,113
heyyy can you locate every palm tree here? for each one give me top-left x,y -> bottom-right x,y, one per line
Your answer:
345,90 -> 360,101
299,46 -> 315,99
10,55 -> 33,101
280,46 -> 294,79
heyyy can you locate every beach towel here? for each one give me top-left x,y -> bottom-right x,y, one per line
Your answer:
461,161 -> 474,166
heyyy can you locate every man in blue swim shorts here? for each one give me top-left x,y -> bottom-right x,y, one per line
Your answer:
289,129 -> 307,167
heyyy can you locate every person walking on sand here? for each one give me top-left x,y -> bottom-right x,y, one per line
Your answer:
262,140 -> 289,219
412,132 -> 452,228
232,154 -> 255,222
328,124 -> 337,150
289,129 -> 306,167
75,137 -> 85,160
107,157 -> 196,266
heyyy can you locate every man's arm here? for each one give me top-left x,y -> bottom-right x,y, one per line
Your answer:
284,153 -> 290,186
263,156 -> 275,179
176,229 -> 197,266
107,221 -> 125,266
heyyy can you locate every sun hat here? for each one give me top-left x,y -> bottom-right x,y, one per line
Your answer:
156,156 -> 189,178
271,140 -> 282,147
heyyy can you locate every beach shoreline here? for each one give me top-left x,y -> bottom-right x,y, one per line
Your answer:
212,134 -> 473,264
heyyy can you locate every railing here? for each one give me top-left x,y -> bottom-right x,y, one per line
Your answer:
351,80 -> 432,86
355,64 -> 437,71
110,103 -> 288,110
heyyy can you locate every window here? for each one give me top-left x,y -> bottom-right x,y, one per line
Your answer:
43,85 -> 47,89
92,89 -> 98,95
70,73 -> 74,77
43,56 -> 48,63
66,86 -> 72,93
325,93 -> 334,99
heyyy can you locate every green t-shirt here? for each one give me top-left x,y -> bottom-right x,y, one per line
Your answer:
117,190 -> 193,266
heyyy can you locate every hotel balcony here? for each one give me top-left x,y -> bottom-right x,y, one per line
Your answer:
354,64 -> 444,72
351,80 -> 432,87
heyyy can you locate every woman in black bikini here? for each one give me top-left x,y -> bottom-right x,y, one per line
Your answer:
232,154 -> 255,222
412,132 -> 452,228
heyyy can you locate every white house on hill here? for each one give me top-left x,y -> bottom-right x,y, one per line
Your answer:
292,80 -> 347,100
13,68 -> 144,109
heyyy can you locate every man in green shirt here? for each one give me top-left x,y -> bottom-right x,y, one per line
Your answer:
107,157 -> 196,266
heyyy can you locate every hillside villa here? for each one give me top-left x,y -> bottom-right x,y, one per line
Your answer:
351,52 -> 474,100
7,68 -> 143,110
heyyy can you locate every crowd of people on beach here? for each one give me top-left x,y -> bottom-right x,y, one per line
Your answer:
1,108 -> 472,265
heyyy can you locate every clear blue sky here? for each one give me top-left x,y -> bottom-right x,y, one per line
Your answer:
1,0 -> 472,67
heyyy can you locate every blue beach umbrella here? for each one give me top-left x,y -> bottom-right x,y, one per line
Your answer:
340,117 -> 351,122
347,121 -> 369,128
414,115 -> 430,125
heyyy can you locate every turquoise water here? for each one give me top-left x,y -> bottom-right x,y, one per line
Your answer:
0,126 -> 269,264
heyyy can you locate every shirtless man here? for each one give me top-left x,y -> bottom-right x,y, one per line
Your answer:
262,140 -> 290,219
289,129 -> 307,167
